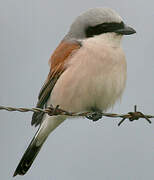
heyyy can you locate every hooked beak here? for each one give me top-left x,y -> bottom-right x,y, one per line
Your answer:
115,24 -> 136,35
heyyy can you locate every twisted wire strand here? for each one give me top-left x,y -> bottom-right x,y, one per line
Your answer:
0,105 -> 154,126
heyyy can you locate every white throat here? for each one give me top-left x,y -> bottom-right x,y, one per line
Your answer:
88,33 -> 123,48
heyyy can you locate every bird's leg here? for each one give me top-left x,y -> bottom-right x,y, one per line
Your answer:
86,108 -> 103,122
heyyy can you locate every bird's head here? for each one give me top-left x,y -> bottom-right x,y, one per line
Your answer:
66,7 -> 136,40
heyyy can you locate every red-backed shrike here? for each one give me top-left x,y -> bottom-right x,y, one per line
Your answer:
13,7 -> 136,176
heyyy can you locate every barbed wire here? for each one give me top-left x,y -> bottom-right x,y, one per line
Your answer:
0,105 -> 154,126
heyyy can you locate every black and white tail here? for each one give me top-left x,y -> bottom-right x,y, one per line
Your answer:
13,127 -> 46,176
13,115 -> 65,177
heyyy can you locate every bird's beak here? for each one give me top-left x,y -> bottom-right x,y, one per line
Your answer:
115,24 -> 136,35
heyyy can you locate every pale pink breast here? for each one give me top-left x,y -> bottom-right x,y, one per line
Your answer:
48,37 -> 127,112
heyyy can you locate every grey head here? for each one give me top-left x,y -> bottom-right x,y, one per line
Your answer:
65,7 -> 136,40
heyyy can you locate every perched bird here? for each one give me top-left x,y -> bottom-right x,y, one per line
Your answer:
13,7 -> 136,176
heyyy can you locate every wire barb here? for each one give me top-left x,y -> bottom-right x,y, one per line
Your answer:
118,105 -> 152,126
0,105 -> 154,126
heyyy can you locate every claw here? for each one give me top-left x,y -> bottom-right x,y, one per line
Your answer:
86,112 -> 102,121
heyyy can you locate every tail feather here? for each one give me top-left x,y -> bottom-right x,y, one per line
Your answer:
13,115 -> 65,177
13,130 -> 46,177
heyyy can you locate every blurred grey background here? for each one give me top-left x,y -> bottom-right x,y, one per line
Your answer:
0,0 -> 154,179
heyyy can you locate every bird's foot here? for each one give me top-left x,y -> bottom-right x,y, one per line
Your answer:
86,112 -> 102,122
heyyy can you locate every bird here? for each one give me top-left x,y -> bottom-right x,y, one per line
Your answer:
13,7 -> 136,177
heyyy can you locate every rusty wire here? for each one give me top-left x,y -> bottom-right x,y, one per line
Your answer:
0,105 -> 154,126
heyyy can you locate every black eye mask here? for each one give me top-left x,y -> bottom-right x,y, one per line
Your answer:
85,21 -> 125,37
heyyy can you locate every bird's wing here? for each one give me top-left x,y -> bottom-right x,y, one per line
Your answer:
31,40 -> 81,126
